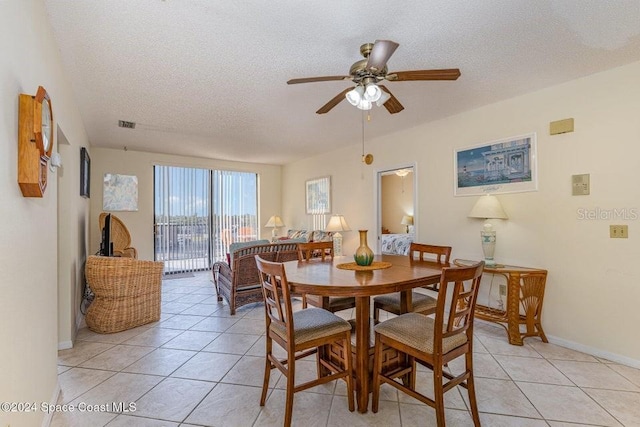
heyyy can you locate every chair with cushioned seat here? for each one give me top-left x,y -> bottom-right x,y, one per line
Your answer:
373,242 -> 451,323
372,261 -> 484,426
297,241 -> 357,313
255,256 -> 354,427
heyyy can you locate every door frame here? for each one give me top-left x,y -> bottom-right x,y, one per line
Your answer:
374,162 -> 418,253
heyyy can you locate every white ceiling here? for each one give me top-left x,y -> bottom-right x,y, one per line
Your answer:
44,1 -> 640,165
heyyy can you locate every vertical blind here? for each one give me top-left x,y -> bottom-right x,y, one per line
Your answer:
211,170 -> 258,260
154,166 -> 258,274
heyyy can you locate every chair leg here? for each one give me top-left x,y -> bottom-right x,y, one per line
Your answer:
284,352 -> 296,427
343,335 -> 355,412
373,305 -> 380,324
261,336 -> 272,406
433,360 -> 446,427
371,335 -> 384,413
537,322 -> 549,343
465,350 -> 481,427
302,294 -> 308,309
405,355 -> 416,388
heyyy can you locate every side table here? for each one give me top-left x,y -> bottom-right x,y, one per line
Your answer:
455,259 -> 548,345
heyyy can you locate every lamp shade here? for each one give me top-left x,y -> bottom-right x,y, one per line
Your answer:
325,215 -> 351,232
364,82 -> 382,102
400,215 -> 414,226
345,86 -> 364,106
468,195 -> 508,220
376,90 -> 391,107
264,215 -> 285,228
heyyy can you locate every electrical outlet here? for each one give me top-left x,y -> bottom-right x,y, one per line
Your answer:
610,225 -> 629,238
499,284 -> 507,296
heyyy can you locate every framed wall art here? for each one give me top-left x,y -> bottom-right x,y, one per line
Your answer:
305,176 -> 331,214
80,147 -> 90,198
103,173 -> 139,211
454,133 -> 537,196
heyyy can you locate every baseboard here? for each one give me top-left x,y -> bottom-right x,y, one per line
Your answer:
41,381 -> 60,427
57,340 -> 73,351
547,334 -> 640,369
58,310 -> 86,350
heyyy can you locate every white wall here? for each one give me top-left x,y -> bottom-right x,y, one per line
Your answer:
0,1 -> 91,426
283,60 -> 640,365
89,148 -> 282,260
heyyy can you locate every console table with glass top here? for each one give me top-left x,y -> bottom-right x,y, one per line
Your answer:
455,259 -> 548,346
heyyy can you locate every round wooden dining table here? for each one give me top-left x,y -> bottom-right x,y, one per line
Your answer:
283,254 -> 445,413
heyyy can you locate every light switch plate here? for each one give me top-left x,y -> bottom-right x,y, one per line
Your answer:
572,174 -> 590,195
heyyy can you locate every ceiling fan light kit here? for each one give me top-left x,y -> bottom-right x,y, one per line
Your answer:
346,86 -> 365,106
287,39 -> 460,115
364,82 -> 382,102
376,91 -> 391,107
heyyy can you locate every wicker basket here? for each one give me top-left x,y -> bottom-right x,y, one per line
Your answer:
85,255 -> 164,333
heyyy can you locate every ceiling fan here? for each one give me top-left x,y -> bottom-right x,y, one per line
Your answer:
287,40 -> 461,115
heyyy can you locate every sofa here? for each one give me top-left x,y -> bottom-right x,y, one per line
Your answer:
281,229 -> 334,242
213,242 -> 300,314
85,255 -> 164,333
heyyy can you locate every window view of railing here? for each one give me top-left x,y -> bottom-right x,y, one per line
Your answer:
154,166 -> 258,274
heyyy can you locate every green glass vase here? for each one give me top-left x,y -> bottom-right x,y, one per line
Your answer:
354,230 -> 374,266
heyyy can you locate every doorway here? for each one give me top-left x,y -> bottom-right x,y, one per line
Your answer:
376,165 -> 417,253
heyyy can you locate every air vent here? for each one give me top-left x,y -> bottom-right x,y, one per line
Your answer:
118,120 -> 136,129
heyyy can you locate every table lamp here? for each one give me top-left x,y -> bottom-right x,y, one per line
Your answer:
325,214 -> 351,256
468,195 -> 508,266
264,215 -> 285,241
401,215 -> 413,233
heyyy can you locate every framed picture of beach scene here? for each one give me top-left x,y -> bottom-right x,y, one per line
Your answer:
454,133 -> 537,196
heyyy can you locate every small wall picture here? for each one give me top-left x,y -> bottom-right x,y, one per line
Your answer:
80,147 -> 90,198
305,176 -> 331,214
103,173 -> 139,211
454,133 -> 537,196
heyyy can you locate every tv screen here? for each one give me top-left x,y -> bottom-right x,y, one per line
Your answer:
100,213 -> 113,256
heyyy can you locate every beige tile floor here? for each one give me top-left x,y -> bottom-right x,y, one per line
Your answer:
55,272 -> 640,426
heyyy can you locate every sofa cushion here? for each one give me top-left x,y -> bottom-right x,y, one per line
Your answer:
229,239 -> 270,255
287,230 -> 311,241
311,230 -> 333,242
276,237 -> 307,244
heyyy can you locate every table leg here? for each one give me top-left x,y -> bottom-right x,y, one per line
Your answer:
506,272 -> 524,346
399,289 -> 413,314
355,295 -> 370,413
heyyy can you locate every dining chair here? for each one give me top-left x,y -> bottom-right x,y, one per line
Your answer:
255,256 -> 355,427
297,241 -> 357,313
371,261 -> 484,426
373,242 -> 452,323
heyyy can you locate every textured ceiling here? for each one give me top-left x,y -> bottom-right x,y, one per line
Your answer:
44,1 -> 640,165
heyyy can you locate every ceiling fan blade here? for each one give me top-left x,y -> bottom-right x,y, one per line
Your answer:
287,76 -> 351,85
316,87 -> 352,114
386,69 -> 461,81
366,40 -> 399,72
378,85 -> 404,114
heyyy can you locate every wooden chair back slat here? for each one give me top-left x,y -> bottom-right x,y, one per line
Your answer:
409,242 -> 452,265
297,241 -> 334,262
256,256 -> 293,341
434,262 -> 484,355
